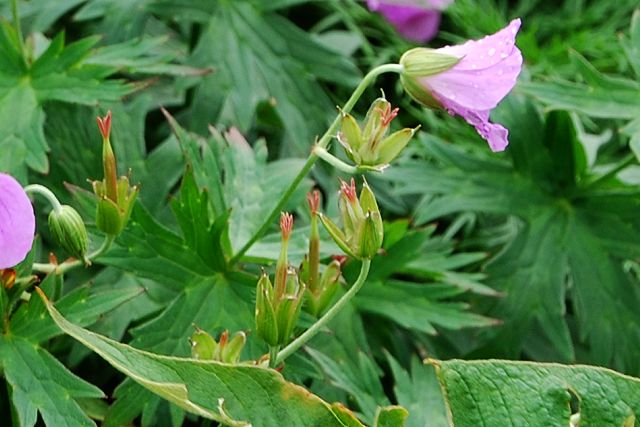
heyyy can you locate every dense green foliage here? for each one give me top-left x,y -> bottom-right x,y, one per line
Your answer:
1,0 -> 640,426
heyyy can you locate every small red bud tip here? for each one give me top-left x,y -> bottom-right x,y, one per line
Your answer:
96,111 -> 112,140
48,252 -> 58,265
280,212 -> 294,240
339,178 -> 358,202
219,330 -> 229,347
378,104 -> 399,127
331,255 -> 348,266
306,190 -> 320,214
0,269 -> 16,289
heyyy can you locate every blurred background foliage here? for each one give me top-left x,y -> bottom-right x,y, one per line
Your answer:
1,0 -> 639,426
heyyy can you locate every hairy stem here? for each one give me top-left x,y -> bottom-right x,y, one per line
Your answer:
276,259 -> 371,365
230,64 -> 403,264
32,235 -> 115,275
10,0 -> 24,56
24,184 -> 63,214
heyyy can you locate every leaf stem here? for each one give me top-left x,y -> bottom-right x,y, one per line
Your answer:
32,235 -> 115,275
24,184 -> 63,214
230,63 -> 403,264
313,146 -> 358,174
10,0 -> 24,56
268,345 -> 280,369
276,259 -> 371,365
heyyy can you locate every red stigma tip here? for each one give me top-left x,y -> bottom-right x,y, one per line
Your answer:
340,178 -> 357,202
380,104 -> 399,127
307,190 -> 320,214
280,212 -> 294,239
96,111 -> 112,140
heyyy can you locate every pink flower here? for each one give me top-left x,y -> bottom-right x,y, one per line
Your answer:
0,173 -> 35,268
400,19 -> 523,151
367,0 -> 453,43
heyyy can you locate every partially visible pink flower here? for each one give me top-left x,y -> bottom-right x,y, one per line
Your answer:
400,19 -> 523,151
0,173 -> 35,268
367,0 -> 453,43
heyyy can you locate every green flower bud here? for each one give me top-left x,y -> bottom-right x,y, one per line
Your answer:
48,205 -> 89,263
92,112 -> 139,236
305,260 -> 342,317
319,178 -> 384,260
220,331 -> 246,363
190,327 -> 218,360
399,48 -> 460,109
255,272 -> 279,347
189,328 -> 246,363
336,96 -> 419,168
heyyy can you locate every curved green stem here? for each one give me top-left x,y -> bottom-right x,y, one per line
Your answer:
32,235 -> 115,275
24,184 -> 63,214
230,64 -> 403,264
268,345 -> 280,369
276,259 -> 371,365
313,146 -> 358,174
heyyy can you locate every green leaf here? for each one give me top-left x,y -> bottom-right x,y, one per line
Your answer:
10,277 -> 144,343
37,289 -> 362,426
0,23 -> 133,177
186,1 -> 359,155
433,359 -> 640,426
387,97 -> 640,372
373,406 -> 408,427
386,356 -> 448,427
0,335 -> 104,427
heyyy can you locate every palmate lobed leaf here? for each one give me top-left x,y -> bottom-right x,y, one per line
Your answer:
185,0 -> 360,156
386,97 -> 640,373
37,288 -> 369,427
433,359 -> 640,426
0,335 -> 104,427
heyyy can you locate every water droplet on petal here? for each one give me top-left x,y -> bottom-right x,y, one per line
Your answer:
488,48 -> 496,56
498,69 -> 504,76
471,64 -> 477,69
500,53 -> 508,59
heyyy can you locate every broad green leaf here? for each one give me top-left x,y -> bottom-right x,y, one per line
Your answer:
38,289 -> 363,426
373,406 -> 408,427
433,359 -> 640,426
0,335 -> 104,427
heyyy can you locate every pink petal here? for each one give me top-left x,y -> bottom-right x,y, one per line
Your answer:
367,0 -> 451,42
440,100 -> 509,152
436,19 -> 522,71
0,173 -> 35,268
421,46 -> 522,110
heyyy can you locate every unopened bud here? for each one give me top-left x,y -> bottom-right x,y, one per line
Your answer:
190,327 -> 218,360
48,205 -> 89,263
305,260 -> 342,317
256,272 -> 279,347
92,112 -> 139,236
1,269 -> 16,289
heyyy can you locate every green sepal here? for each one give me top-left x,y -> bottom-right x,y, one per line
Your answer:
338,112 -> 363,156
95,197 -> 123,236
400,48 -> 461,78
359,181 -> 383,245
361,98 -> 389,144
190,328 -> 218,360
357,212 -> 384,259
377,127 -> 420,165
399,73 -> 441,109
307,260 -> 342,317
255,274 -> 279,347
319,213 -> 356,258
220,332 -> 246,363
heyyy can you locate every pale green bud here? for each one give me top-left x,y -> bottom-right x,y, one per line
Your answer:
48,205 -> 89,263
